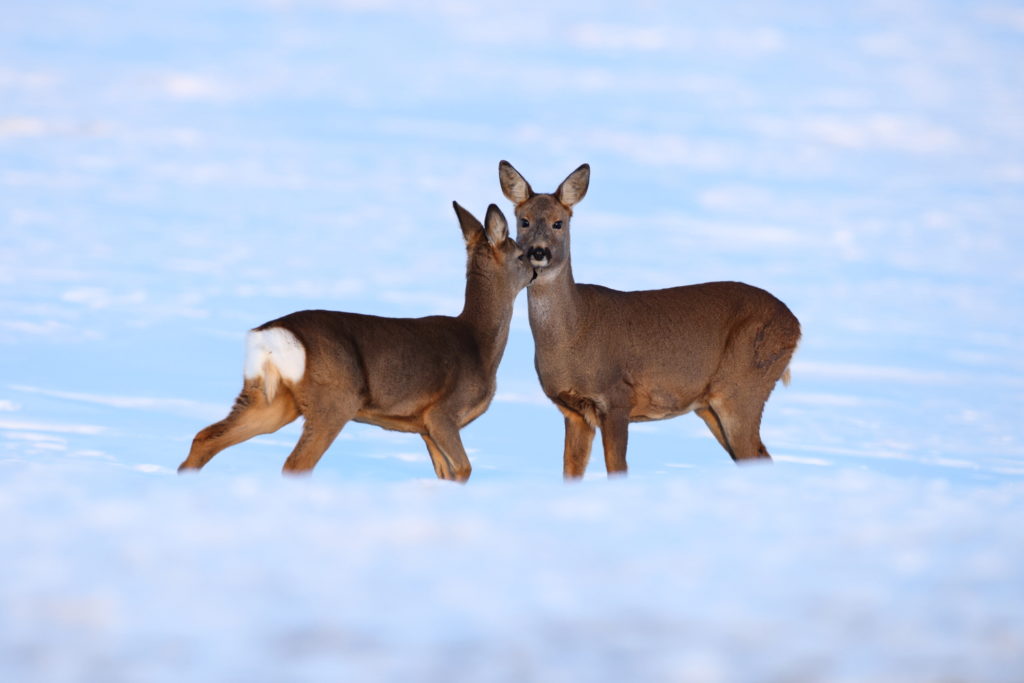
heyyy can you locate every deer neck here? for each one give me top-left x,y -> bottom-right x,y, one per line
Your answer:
526,259 -> 583,347
458,269 -> 515,376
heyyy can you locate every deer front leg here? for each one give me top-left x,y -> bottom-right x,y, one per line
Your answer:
421,434 -> 455,480
562,410 -> 596,480
599,410 -> 629,476
422,415 -> 472,482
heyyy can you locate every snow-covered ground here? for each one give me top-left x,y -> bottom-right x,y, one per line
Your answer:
2,1 -> 1023,680
3,466 -> 1023,682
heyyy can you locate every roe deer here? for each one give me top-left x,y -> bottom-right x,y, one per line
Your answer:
499,161 -> 801,478
178,203 -> 533,480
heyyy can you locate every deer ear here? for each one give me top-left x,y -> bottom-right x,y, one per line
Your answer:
499,160 -> 533,205
555,163 -> 590,208
452,201 -> 484,245
483,204 -> 508,245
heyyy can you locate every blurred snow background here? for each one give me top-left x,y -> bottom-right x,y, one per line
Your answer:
2,1 -> 1023,680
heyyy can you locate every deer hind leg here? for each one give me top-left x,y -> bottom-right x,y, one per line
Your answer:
695,406 -> 731,455
705,393 -> 771,463
422,414 -> 472,482
281,389 -> 360,474
561,409 -> 596,480
179,380 -> 300,472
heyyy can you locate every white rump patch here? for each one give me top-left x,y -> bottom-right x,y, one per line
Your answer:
244,327 -> 306,384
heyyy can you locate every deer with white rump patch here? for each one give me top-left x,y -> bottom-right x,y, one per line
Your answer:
179,203 -> 533,480
500,161 -> 801,478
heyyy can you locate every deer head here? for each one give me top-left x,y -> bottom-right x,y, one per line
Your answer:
453,200 -> 535,296
499,160 -> 590,283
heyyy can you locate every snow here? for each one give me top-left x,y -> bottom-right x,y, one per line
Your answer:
3,465 -> 1022,682
3,0 -> 1024,680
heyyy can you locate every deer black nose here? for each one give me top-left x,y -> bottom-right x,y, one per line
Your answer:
528,246 -> 551,263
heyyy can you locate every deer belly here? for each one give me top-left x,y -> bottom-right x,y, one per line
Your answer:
353,412 -> 425,433
629,390 -> 702,422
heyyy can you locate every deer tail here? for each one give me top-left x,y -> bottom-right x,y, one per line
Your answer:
243,327 -> 307,403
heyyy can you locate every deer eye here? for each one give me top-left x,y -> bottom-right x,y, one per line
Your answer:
553,221 -> 563,230
520,218 -> 529,228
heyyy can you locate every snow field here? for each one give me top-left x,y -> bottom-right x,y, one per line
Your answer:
2,464 -> 1021,682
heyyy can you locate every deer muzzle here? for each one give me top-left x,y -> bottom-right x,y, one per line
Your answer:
527,246 -> 551,267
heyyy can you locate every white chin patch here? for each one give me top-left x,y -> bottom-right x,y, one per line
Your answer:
244,327 -> 306,383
